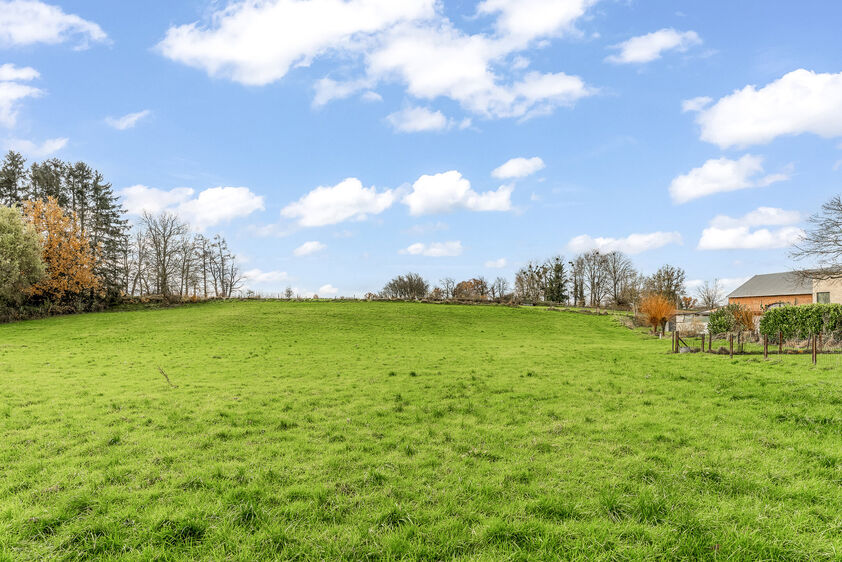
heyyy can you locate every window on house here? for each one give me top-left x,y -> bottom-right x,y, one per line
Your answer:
817,292 -> 831,304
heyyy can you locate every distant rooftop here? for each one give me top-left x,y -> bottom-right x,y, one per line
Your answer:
728,272 -> 812,299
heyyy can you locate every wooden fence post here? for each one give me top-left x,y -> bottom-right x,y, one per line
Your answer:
729,334 -> 734,358
709,333 -> 712,352
701,333 -> 705,353
813,334 -> 817,366
674,331 -> 679,354
763,334 -> 768,359
779,331 -> 783,355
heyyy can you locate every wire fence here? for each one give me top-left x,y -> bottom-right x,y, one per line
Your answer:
671,330 -> 842,365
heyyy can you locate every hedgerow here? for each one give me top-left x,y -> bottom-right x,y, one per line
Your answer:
759,304 -> 842,338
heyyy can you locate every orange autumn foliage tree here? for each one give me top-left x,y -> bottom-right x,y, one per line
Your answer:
640,293 -> 675,334
22,197 -> 101,302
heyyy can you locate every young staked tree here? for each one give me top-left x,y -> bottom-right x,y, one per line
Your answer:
0,206 -> 45,305
640,293 -> 675,335
22,197 -> 100,303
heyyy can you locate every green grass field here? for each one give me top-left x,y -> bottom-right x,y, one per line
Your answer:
2,301 -> 841,560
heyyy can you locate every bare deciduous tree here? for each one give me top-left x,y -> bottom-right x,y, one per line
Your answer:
696,279 -> 724,309
792,195 -> 842,279
440,277 -> 456,300
381,272 -> 429,299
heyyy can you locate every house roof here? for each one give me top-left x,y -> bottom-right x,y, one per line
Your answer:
727,272 -> 812,299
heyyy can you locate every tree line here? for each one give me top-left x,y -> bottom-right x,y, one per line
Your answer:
378,250 -> 719,310
0,150 -> 243,318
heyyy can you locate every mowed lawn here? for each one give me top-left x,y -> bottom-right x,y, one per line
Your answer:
1,302 -> 841,560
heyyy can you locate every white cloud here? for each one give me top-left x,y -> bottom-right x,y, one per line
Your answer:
281,177 -> 395,227
0,77 -> 42,127
400,240 -> 463,257
293,240 -> 326,256
669,155 -> 789,204
120,185 -> 264,230
698,207 -> 804,250
403,170 -> 512,215
681,96 -> 712,113
485,258 -> 507,268
606,28 -> 701,64
0,0 -> 107,48
477,0 -> 596,42
156,0 -> 435,86
698,226 -> 804,250
106,110 -> 151,130
387,106 -> 450,132
694,69 -> 842,148
4,136 -> 66,157
361,90 -> 383,102
567,231 -> 682,254
709,207 -> 802,229
318,283 -> 339,295
491,156 -> 544,179
0,63 -> 38,81
157,0 -> 597,121
243,269 -> 289,283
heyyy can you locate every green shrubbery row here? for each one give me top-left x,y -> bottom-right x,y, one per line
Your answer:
759,304 -> 842,338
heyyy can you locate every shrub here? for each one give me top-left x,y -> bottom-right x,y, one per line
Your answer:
639,294 -> 674,334
708,304 -> 754,335
759,304 -> 842,339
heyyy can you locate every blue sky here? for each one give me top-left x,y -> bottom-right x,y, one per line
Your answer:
2,0 -> 841,297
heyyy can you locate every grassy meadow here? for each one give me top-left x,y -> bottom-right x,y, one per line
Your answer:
1,301 -> 841,560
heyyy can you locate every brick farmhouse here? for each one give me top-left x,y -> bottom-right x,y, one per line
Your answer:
728,272 -> 842,313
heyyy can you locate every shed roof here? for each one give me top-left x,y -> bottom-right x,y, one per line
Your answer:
727,272 -> 812,298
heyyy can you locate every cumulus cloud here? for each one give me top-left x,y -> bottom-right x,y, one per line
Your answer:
485,258 -> 507,268
403,170 -> 512,215
318,283 -> 339,295
0,63 -> 39,81
698,207 -> 804,250
106,110 -> 151,130
567,232 -> 682,254
606,28 -> 701,64
0,67 -> 42,127
477,0 -> 596,42
3,136 -> 66,157
698,226 -> 803,250
156,0 -> 435,86
281,177 -> 395,227
692,69 -> 842,148
0,0 -> 107,48
156,0 -> 597,121
243,269 -> 289,283
386,106 -> 451,132
709,207 -> 802,229
293,240 -> 326,256
491,156 -> 545,179
120,184 -> 264,230
400,240 -> 463,257
669,155 -> 789,204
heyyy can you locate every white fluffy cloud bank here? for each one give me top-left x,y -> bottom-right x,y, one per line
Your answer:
669,155 -> 789,204
156,0 -> 597,121
120,185 -> 264,230
0,0 -> 107,48
281,178 -> 395,227
698,206 -> 804,250
568,231 -> 682,254
387,106 -> 450,132
606,28 -> 701,64
691,69 -> 842,148
403,170 -> 512,215
491,156 -> 545,179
